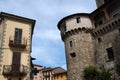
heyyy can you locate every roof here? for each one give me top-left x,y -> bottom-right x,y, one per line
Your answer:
53,71 -> 67,75
52,67 -> 66,74
42,67 -> 53,72
34,64 -> 43,67
57,13 -> 90,30
0,12 -> 36,35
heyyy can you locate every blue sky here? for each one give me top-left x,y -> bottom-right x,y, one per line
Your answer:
0,0 -> 97,69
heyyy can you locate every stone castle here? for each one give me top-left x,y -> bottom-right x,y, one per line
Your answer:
57,0 -> 120,80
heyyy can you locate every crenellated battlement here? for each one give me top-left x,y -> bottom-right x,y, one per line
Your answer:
61,27 -> 93,41
92,15 -> 120,38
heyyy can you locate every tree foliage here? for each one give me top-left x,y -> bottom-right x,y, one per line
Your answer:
83,65 -> 112,80
83,66 -> 99,78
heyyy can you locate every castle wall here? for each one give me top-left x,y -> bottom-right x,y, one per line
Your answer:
58,14 -> 95,80
94,27 -> 120,70
64,32 -> 95,80
58,0 -> 120,79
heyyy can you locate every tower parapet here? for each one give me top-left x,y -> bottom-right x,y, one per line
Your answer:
92,15 -> 120,37
58,13 -> 94,41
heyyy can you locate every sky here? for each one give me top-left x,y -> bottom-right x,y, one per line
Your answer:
0,0 -> 97,69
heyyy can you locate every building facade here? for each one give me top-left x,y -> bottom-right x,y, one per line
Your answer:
0,12 -> 35,80
57,0 -> 120,80
42,67 -> 67,80
52,67 -> 67,80
42,67 -> 53,80
33,65 -> 43,80
52,71 -> 67,80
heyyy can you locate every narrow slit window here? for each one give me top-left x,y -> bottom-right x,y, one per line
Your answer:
98,37 -> 102,43
76,17 -> 81,23
119,28 -> 120,35
98,20 -> 103,25
106,47 -> 114,60
69,41 -> 73,47
94,23 -> 97,28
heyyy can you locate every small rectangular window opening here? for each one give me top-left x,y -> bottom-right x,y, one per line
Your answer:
70,52 -> 76,58
94,23 -> 98,28
98,20 -> 103,25
119,28 -> 120,35
69,41 -> 73,47
106,47 -> 114,61
98,37 -> 102,43
76,17 -> 80,23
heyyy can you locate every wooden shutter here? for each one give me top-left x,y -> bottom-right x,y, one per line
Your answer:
14,28 -> 22,44
12,52 -> 21,72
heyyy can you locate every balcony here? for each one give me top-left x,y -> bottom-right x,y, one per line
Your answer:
92,15 -> 120,37
3,65 -> 29,76
9,36 -> 27,48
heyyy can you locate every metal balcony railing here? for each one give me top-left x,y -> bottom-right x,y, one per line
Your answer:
3,65 -> 29,76
9,36 -> 27,48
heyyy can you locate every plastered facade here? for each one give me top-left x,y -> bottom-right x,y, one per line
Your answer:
0,12 -> 35,80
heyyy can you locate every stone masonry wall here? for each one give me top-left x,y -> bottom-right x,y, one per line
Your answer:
94,27 -> 120,71
64,31 -> 95,80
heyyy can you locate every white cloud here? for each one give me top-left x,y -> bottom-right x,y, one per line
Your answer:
32,45 -> 66,68
34,29 -> 61,41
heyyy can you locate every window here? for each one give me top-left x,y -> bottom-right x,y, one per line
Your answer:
69,41 -> 73,47
76,17 -> 81,23
119,28 -> 120,35
106,47 -> 114,60
113,13 -> 120,18
98,37 -> 102,43
98,20 -> 103,25
70,52 -> 76,58
14,28 -> 22,44
94,23 -> 98,28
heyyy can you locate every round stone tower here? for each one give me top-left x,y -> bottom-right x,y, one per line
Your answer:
57,13 -> 95,80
